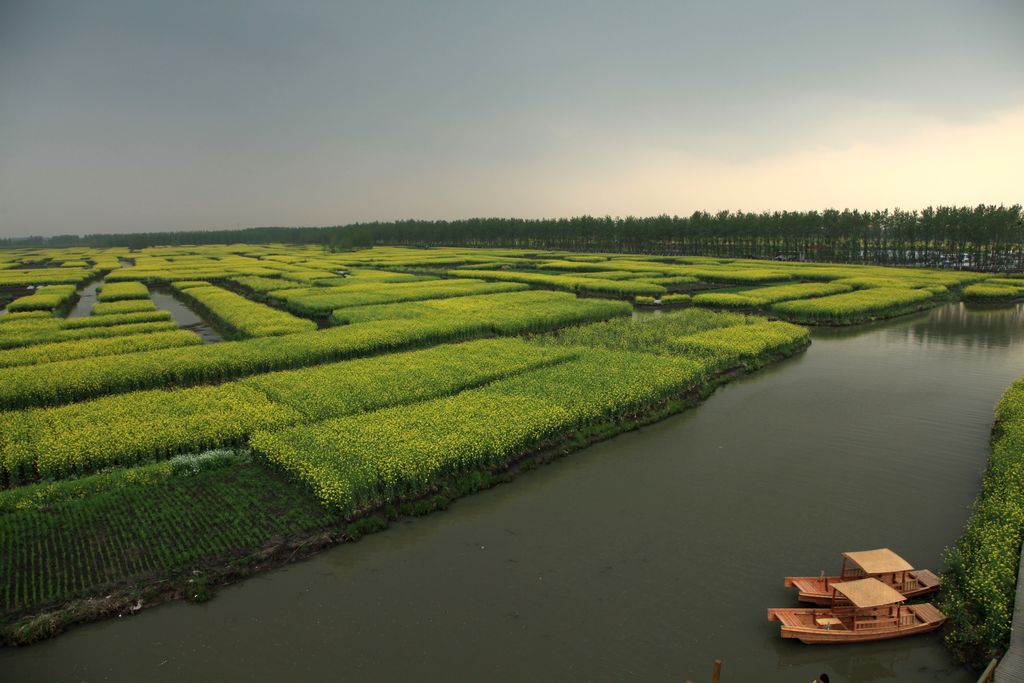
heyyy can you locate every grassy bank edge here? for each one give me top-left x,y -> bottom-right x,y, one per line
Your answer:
0,339 -> 809,647
942,375 -> 1024,668
640,289 -> 955,326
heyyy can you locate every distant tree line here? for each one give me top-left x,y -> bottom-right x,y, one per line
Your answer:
3,205 -> 1022,271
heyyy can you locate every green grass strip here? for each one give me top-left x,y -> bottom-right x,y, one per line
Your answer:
942,377 -> 1024,666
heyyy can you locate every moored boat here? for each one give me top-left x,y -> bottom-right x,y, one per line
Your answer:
783,548 -> 940,605
768,577 -> 945,644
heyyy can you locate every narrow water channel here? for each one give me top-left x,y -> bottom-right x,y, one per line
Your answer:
0,287 -> 34,316
149,288 -> 223,343
3,303 -> 1023,682
66,281 -> 100,318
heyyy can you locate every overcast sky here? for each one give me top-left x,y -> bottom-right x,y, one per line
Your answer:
1,1 -> 1022,238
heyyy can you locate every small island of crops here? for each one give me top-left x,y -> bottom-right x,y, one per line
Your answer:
0,244 -> 1016,648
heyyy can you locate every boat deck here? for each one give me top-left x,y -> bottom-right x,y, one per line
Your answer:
908,603 -> 943,623
786,568 -> 941,604
768,601 -> 945,644
911,569 -> 941,589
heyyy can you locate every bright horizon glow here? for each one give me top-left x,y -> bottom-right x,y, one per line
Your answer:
0,1 -> 1021,238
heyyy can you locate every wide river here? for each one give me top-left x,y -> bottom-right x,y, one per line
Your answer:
4,302 -> 1024,682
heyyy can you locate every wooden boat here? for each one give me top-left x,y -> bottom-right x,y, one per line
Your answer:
784,548 -> 940,605
768,577 -> 945,644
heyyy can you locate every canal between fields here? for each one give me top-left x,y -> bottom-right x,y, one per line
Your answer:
3,302 -> 1024,682
149,287 -> 222,343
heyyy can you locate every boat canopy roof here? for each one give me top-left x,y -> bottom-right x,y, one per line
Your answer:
832,578 -> 907,608
843,548 -> 914,574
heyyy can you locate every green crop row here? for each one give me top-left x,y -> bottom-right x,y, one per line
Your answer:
90,299 -> 158,316
272,279 -> 528,316
230,270 -> 434,301
0,320 -> 180,351
96,281 -> 150,301
276,270 -> 339,283
228,275 -> 300,296
570,270 -> 651,281
242,338 -> 577,421
6,286 -> 78,313
667,321 -> 810,370
735,281 -> 854,304
0,291 -> 629,410
485,349 -> 709,426
450,269 -> 668,298
831,276 -> 920,289
690,292 -> 763,309
0,450 -> 338,615
104,266 -> 279,282
963,283 -> 1024,303
770,287 -> 934,324
0,268 -> 94,287
251,349 -> 708,513
61,310 -> 173,328
337,268 -> 433,283
638,275 -> 701,288
0,330 -> 201,370
1,311 -> 174,350
0,339 -> 578,487
172,283 -> 317,337
692,282 -> 854,310
331,289 -> 632,330
941,377 -> 1024,666
0,385 -> 301,485
539,259 -> 675,275
0,312 -> 50,325
531,307 -> 751,355
683,268 -> 795,285
636,294 -> 692,305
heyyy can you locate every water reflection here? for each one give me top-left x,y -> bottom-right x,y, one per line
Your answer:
66,280 -> 101,318
149,287 -> 223,343
812,302 -> 1024,348
772,634 -> 946,681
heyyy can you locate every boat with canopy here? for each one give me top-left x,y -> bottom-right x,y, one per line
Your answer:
768,577 -> 945,644
783,548 -> 940,605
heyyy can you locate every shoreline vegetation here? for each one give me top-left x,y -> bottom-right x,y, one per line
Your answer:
942,376 -> 1024,668
0,243 -> 1020,658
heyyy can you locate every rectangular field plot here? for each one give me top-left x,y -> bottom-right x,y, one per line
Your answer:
6,285 -> 78,313
0,315 -> 178,350
270,279 -> 529,315
445,269 -> 668,298
171,283 -> 317,337
0,453 -> 339,614
250,350 -> 705,513
242,338 -> 577,421
96,281 -> 150,301
0,329 -> 201,369
770,287 -> 934,324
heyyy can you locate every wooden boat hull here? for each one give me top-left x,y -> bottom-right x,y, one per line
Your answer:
767,603 -> 945,644
784,569 -> 941,606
